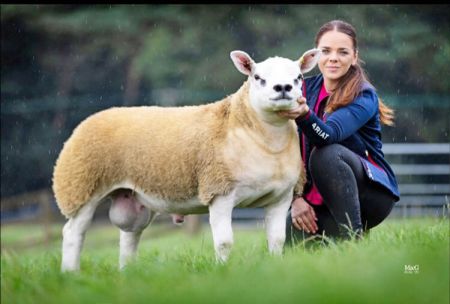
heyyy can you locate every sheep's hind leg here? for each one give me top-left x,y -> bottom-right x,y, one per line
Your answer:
61,198 -> 101,272
109,190 -> 155,269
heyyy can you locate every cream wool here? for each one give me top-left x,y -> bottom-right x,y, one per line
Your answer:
53,85 -> 238,218
53,80 -> 306,218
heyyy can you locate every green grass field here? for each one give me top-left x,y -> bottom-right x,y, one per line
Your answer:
1,218 -> 449,304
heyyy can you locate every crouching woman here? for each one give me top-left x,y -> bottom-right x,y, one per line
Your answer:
278,20 -> 400,243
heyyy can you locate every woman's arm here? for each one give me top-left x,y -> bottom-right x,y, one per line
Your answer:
295,89 -> 379,147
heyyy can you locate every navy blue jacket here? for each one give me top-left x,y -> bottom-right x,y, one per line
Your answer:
296,74 -> 400,201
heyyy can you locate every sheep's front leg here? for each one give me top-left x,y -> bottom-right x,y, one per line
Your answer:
264,191 -> 293,255
209,195 -> 235,263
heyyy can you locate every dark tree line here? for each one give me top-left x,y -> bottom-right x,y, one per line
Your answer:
1,4 -> 449,197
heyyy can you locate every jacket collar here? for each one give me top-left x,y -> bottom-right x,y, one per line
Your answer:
304,74 -> 324,112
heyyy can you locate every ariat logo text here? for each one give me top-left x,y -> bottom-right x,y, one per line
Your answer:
311,123 -> 329,140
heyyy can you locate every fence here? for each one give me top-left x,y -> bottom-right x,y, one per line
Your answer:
1,143 -> 449,228
383,143 -> 450,218
232,143 -> 450,220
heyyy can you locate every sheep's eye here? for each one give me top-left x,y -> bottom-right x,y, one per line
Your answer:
297,74 -> 304,81
254,74 -> 266,86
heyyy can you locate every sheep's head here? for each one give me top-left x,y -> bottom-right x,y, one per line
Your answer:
230,49 -> 321,118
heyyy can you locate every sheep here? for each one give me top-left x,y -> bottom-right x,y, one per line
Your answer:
53,48 -> 321,271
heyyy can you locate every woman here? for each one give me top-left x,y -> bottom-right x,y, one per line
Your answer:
279,20 -> 400,243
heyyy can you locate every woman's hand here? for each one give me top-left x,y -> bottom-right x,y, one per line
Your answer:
277,97 -> 309,120
291,196 -> 318,234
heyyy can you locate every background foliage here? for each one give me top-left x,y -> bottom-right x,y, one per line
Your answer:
1,4 -> 449,197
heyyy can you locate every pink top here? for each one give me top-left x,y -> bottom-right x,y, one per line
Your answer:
304,83 -> 329,205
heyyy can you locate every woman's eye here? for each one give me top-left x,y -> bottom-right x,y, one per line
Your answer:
322,49 -> 329,54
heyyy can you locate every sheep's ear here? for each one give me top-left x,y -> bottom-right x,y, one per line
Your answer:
230,50 -> 255,76
299,48 -> 321,74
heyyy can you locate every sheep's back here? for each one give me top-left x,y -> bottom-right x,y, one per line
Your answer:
53,101 -> 230,217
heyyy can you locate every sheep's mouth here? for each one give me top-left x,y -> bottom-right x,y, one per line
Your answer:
270,92 -> 293,101
270,95 -> 293,101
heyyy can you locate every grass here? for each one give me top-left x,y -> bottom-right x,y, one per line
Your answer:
1,218 -> 449,304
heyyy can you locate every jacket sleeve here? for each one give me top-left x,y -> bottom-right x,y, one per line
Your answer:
296,89 -> 378,147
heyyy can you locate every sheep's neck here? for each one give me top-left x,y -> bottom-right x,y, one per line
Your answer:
230,92 -> 294,154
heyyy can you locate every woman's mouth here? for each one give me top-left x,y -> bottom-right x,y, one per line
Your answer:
326,66 -> 339,71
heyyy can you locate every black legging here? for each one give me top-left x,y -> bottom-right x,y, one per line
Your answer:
286,144 -> 396,244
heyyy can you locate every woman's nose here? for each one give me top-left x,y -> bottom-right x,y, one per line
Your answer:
328,52 -> 338,61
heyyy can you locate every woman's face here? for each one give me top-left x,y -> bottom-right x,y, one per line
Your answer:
317,30 -> 358,88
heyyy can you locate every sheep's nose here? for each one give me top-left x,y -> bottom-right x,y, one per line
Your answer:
273,84 -> 292,92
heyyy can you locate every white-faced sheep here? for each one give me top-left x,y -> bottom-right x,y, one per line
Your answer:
52,48 -> 321,271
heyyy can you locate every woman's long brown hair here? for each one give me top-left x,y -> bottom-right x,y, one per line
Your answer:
315,20 -> 394,126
